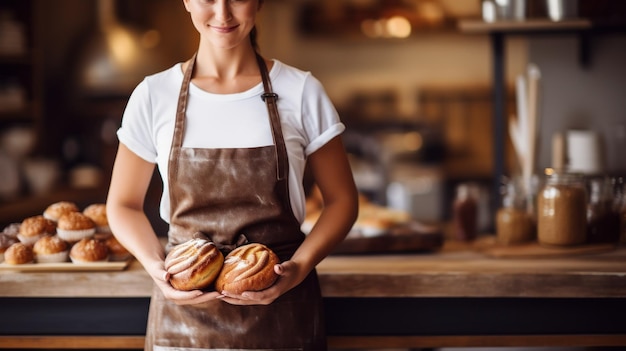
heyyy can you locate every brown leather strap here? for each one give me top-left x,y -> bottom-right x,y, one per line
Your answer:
256,52 -> 288,181
168,52 -> 197,211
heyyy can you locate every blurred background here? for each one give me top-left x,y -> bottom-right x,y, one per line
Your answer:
1,0 -> 625,235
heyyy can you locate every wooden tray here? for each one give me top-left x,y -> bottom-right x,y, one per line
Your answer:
331,221 -> 444,255
0,259 -> 133,272
475,236 -> 617,258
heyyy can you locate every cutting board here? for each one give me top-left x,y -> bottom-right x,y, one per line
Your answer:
331,221 -> 444,255
476,236 -> 617,258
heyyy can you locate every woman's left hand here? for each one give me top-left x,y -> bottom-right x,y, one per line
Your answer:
218,260 -> 304,305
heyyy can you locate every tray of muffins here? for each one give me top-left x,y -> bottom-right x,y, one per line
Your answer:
0,201 -> 133,272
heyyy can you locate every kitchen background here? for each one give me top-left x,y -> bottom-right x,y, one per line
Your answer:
1,0 -> 625,235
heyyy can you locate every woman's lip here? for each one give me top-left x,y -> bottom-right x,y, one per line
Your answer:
211,25 -> 239,33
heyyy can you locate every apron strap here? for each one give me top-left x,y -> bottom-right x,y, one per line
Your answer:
168,52 -> 197,211
256,52 -> 288,181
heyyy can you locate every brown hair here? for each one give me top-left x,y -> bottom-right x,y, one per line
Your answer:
250,26 -> 259,52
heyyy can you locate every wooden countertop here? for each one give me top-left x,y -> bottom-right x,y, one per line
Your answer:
1,238 -> 625,299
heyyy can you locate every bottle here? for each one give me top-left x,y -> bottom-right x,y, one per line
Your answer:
586,177 -> 620,244
537,169 -> 588,246
496,178 -> 535,245
452,183 -> 478,241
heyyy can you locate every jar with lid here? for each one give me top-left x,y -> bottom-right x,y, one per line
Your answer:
452,183 -> 480,241
537,169 -> 588,246
496,177 -> 535,245
586,177 -> 621,244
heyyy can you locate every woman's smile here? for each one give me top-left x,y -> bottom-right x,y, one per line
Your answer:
210,24 -> 240,33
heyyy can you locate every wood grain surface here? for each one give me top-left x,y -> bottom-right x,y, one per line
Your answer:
1,239 -> 625,298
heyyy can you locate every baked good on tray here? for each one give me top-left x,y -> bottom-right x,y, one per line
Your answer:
33,235 -> 70,263
43,201 -> 79,222
215,243 -> 279,295
83,203 -> 111,236
18,215 -> 56,246
70,237 -> 109,263
1,223 -> 21,239
4,242 -> 34,265
105,235 -> 131,261
0,233 -> 19,262
56,212 -> 96,243
164,238 -> 224,291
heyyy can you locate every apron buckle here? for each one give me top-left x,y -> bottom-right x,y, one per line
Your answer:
261,92 -> 279,102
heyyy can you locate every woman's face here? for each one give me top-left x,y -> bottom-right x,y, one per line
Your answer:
183,0 -> 262,50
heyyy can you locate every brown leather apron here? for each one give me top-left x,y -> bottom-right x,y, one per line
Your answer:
144,53 -> 326,351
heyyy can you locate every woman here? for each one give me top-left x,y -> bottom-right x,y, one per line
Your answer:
106,0 -> 358,350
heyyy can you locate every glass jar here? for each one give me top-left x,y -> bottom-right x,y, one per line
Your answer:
452,182 -> 478,241
586,177 -> 621,244
537,169 -> 588,246
496,177 -> 535,245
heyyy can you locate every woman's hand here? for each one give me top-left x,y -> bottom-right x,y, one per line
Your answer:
148,261 -> 224,306
218,260 -> 303,306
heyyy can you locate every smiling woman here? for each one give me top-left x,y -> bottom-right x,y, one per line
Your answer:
105,0 -> 358,350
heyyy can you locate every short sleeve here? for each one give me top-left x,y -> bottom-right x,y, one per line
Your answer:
301,75 -> 345,156
116,79 -> 158,163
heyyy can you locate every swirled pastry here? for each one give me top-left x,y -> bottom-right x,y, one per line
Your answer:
215,243 -> 279,295
164,238 -> 224,291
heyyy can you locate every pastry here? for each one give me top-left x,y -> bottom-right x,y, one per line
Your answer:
1,223 -> 21,239
0,234 -> 18,262
215,243 -> 279,295
4,242 -> 34,265
18,215 -> 56,246
43,201 -> 79,222
164,238 -> 224,291
56,212 -> 96,243
69,237 -> 109,263
33,235 -> 69,263
83,203 -> 111,235
105,235 -> 131,261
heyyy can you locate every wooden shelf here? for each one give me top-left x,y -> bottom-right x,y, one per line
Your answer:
458,18 -> 592,34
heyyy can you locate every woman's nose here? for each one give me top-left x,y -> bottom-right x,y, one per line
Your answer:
214,1 -> 233,22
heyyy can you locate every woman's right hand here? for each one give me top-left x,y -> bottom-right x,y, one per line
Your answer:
148,261 -> 223,305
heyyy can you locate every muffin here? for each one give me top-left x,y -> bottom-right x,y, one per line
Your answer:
83,203 -> 111,237
1,223 -> 21,239
70,237 -> 109,263
33,235 -> 69,263
105,236 -> 131,261
43,201 -> 80,222
56,212 -> 96,243
0,233 -> 19,262
18,215 -> 56,246
4,242 -> 34,265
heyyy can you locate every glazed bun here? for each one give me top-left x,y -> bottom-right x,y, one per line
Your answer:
70,237 -> 109,263
33,235 -> 69,263
43,201 -> 79,222
4,242 -> 34,265
164,238 -> 224,291
56,212 -> 96,243
18,215 -> 56,246
215,243 -> 279,295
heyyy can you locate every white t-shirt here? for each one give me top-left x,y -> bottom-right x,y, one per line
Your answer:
117,60 -> 344,224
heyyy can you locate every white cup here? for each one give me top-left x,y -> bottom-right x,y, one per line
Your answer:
547,0 -> 578,22
566,130 -> 604,175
